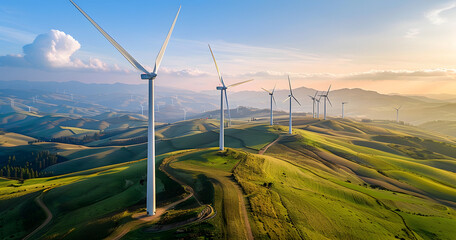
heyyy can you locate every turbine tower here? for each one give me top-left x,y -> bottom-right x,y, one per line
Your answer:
283,76 -> 301,134
319,85 -> 332,120
341,102 -> 348,119
308,91 -> 318,118
316,95 -> 321,119
261,84 -> 276,125
70,0 -> 180,216
208,45 -> 253,150
394,106 -> 401,123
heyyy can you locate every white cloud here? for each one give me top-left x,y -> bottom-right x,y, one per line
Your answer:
0,29 -> 117,71
405,28 -> 420,38
426,3 -> 456,25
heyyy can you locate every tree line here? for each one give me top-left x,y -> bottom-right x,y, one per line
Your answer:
0,151 -> 66,180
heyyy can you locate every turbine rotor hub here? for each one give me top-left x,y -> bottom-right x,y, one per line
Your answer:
141,73 -> 157,80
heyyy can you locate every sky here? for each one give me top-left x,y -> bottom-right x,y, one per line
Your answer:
1,0 -> 456,95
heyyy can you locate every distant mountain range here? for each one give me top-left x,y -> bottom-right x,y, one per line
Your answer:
1,80 -> 456,124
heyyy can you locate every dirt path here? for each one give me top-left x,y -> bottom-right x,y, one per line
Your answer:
23,190 -> 53,240
144,205 -> 215,233
259,135 -> 282,155
106,192 -> 195,240
166,155 -> 254,240
106,152 -> 209,240
234,183 -> 254,240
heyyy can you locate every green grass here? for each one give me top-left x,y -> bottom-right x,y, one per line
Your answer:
0,191 -> 45,240
60,126 -> 99,135
164,148 -> 252,239
2,118 -> 456,239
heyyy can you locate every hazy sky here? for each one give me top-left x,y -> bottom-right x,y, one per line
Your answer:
1,0 -> 456,94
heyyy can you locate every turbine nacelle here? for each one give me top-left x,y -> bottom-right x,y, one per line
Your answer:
141,73 -> 157,80
216,86 -> 227,90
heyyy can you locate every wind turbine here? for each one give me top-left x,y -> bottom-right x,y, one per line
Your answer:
28,106 -> 31,112
319,85 -> 332,120
70,0 -> 180,216
341,102 -> 348,119
261,84 -> 276,125
394,106 -> 401,123
140,103 -> 145,116
308,91 -> 318,118
316,95 -> 321,119
208,44 -> 253,150
182,108 -> 187,120
283,76 -> 301,134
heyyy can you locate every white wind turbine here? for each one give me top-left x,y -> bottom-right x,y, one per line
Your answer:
394,106 -> 401,123
261,84 -> 277,125
208,45 -> 253,150
140,103 -> 145,116
342,102 -> 348,119
316,95 -> 321,119
308,91 -> 318,118
70,0 -> 180,216
319,85 -> 332,120
283,76 -> 301,134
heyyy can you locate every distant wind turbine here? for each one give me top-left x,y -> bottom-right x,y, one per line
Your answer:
70,0 -> 180,216
309,91 -> 318,118
28,106 -> 31,112
283,76 -> 301,134
182,108 -> 187,120
316,95 -> 321,119
342,102 -> 348,119
208,44 -> 253,150
394,106 -> 401,123
261,84 -> 277,125
319,85 -> 332,120
140,103 -> 145,116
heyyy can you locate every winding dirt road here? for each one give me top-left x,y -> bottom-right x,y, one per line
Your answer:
259,135 -> 282,155
23,190 -> 53,240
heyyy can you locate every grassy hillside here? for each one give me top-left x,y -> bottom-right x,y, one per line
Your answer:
1,117 -> 456,239
419,120 -> 456,138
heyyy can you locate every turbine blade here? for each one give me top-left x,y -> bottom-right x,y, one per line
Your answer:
314,91 -> 318,98
208,44 -> 224,86
272,83 -> 276,94
153,6 -> 181,74
69,0 -> 150,74
261,87 -> 272,94
283,96 -> 291,103
326,85 -> 332,95
228,79 -> 253,88
288,75 -> 293,94
272,95 -> 277,106
327,97 -> 333,106
292,95 -> 301,106
224,89 -> 231,123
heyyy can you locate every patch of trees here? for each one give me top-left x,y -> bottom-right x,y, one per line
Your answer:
102,136 -> 147,146
0,151 -> 67,180
48,132 -> 102,145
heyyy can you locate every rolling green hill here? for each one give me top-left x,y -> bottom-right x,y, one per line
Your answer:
1,117 -> 456,239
